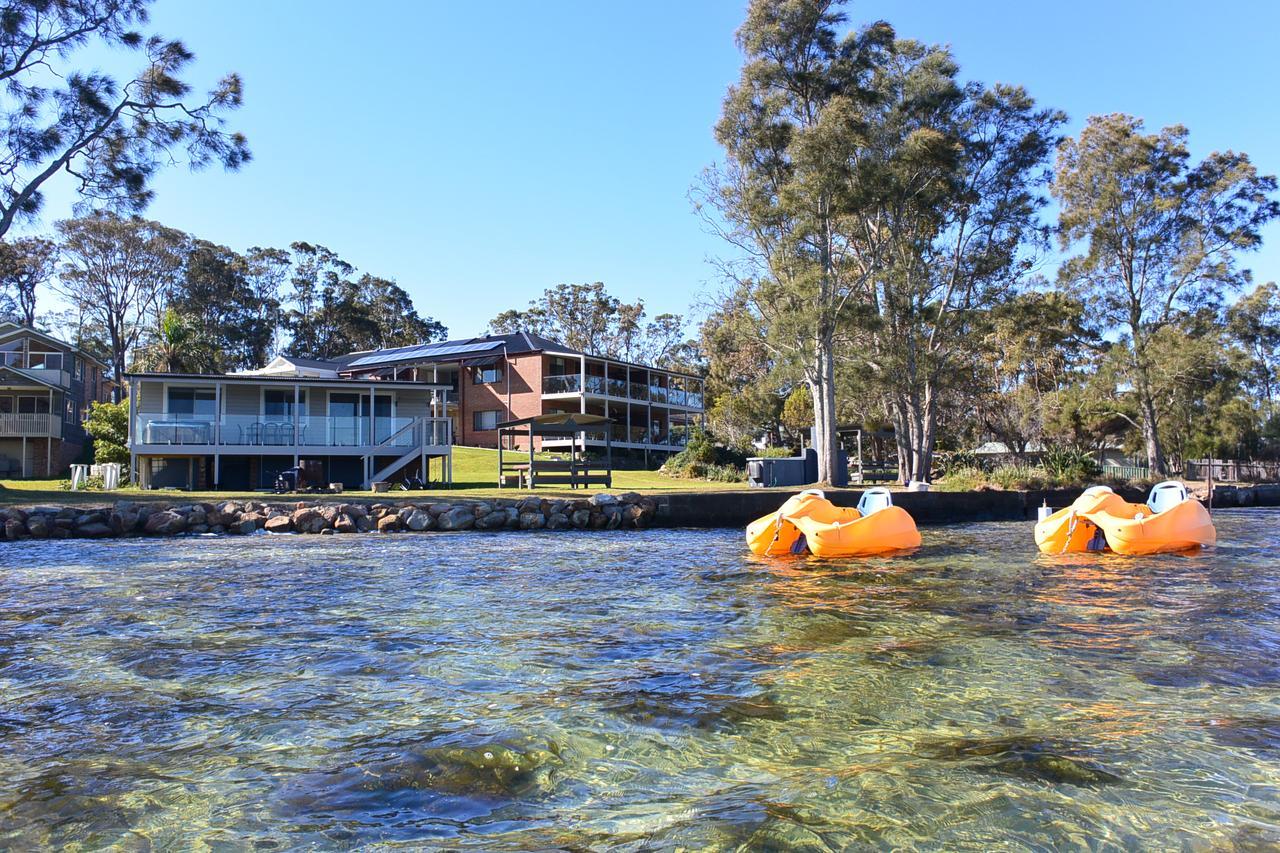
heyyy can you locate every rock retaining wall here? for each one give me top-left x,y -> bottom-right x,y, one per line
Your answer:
0,493 -> 657,541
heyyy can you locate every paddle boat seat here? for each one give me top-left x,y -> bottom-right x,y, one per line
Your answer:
856,487 -> 894,517
1147,480 -> 1188,515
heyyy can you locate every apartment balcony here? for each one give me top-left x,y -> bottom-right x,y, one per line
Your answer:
0,351 -> 70,388
0,413 -> 62,438
132,414 -> 452,452
541,374 -> 704,410
541,424 -> 691,452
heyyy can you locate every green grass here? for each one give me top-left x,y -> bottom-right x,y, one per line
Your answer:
0,446 -> 748,507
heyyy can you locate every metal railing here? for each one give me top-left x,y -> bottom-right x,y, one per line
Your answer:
0,413 -> 61,437
135,415 -> 452,449
1186,459 -> 1280,483
542,373 -> 703,409
542,374 -> 581,394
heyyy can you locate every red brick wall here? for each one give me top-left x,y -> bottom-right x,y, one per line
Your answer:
459,354 -> 545,448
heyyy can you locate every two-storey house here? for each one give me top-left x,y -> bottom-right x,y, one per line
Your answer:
0,322 -> 111,477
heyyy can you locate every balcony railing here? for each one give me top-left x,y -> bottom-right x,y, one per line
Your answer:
542,372 -> 704,409
543,374 -> 581,394
0,413 -> 61,437
135,414 -> 451,448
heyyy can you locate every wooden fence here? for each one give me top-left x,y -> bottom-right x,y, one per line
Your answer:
1185,459 -> 1280,483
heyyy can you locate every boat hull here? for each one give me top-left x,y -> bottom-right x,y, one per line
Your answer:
746,492 -> 921,557
1034,489 -> 1216,556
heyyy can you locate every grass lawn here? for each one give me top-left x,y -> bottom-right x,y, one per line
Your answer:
0,446 -> 747,507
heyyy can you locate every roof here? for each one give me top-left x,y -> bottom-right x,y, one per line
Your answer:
496,412 -> 613,434
0,322 -> 110,367
338,331 -> 704,377
123,371 -> 450,390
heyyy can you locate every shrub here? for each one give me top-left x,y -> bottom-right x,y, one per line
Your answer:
937,450 -> 982,476
1041,445 -> 1100,484
989,464 -> 1047,490
935,465 -> 988,492
85,400 -> 129,465
757,446 -> 796,458
705,463 -> 747,483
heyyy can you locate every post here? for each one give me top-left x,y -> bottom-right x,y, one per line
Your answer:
128,376 -> 138,485
579,355 -> 587,414
529,426 -> 535,489
368,384 -> 376,448
293,383 -> 301,467
498,430 -> 504,488
605,426 -> 612,488
213,381 -> 222,489
21,435 -> 26,478
1207,453 -> 1214,517
46,388 -> 52,476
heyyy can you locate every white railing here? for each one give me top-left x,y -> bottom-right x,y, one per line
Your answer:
0,413 -> 60,437
135,414 -> 452,449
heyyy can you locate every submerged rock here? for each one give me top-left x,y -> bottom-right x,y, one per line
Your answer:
1200,717 -> 1280,755
918,734 -> 1122,786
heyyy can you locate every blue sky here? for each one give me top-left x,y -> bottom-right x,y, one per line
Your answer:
27,0 -> 1280,339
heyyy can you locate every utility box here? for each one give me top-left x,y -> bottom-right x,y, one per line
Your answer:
747,448 -> 847,488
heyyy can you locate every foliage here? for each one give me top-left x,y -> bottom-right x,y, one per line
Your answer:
85,400 -> 130,464
1040,446 -> 1100,483
55,211 -> 185,393
282,243 -> 446,359
659,428 -> 748,481
780,385 -> 813,437
488,281 -> 694,367
0,0 -> 248,239
934,466 -> 987,492
0,236 -> 57,325
1054,114 -> 1280,475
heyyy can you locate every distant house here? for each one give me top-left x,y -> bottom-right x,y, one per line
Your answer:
336,332 -> 705,457
0,322 -> 111,477
125,331 -> 705,490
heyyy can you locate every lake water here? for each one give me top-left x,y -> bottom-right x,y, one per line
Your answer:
1,511 -> 1278,850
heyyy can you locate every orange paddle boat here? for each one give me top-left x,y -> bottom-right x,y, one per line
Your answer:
1034,481 -> 1216,556
746,488 -> 922,558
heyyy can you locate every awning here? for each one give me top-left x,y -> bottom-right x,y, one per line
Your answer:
497,412 -> 613,435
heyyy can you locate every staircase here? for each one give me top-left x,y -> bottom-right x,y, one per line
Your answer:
363,417 -> 451,488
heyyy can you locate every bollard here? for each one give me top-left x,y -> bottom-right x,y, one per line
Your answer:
1037,501 -> 1053,523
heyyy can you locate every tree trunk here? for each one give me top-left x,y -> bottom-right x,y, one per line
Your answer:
808,340 -> 839,485
1139,390 -> 1167,477
890,397 -> 912,485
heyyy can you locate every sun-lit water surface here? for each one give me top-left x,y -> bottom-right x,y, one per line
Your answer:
1,511 -> 1278,850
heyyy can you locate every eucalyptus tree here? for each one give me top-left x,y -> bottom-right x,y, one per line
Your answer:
0,0 -> 248,237
699,0 -> 896,483
1054,114 -> 1279,475
861,44 -> 1066,482
0,235 -> 57,325
55,211 -> 186,396
1227,281 -> 1280,423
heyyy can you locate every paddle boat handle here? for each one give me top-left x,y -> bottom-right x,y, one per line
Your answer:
797,489 -> 826,499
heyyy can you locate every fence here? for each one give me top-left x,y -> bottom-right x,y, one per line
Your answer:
1185,459 -> 1280,483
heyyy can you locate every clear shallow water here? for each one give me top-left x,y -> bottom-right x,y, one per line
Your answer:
1,512 -> 1278,850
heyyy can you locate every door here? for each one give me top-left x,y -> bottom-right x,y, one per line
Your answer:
328,393 -> 394,445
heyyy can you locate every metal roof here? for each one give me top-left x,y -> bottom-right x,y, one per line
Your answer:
345,339 -> 503,368
496,412 -> 613,434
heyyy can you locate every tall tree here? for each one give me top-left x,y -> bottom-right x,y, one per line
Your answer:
0,235 -> 57,325
1227,281 -> 1280,424
0,0 -> 248,238
700,0 -> 896,484
1054,114 -> 1280,475
282,242 -> 353,359
358,273 -> 447,350
55,211 -> 184,396
860,45 -> 1065,482
487,281 -> 689,365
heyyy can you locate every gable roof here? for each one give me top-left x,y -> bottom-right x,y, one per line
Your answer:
0,322 -> 109,367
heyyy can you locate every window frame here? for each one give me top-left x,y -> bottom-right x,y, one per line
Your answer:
472,409 -> 500,431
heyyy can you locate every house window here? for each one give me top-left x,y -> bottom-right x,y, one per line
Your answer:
17,396 -> 50,414
73,357 -> 82,380
167,387 -> 216,417
65,399 -> 80,422
472,410 -> 499,431
0,396 -> 11,413
264,388 -> 307,417
26,351 -> 62,371
472,365 -> 502,384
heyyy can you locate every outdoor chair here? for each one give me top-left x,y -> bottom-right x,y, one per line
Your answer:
1147,480 -> 1188,514
857,487 -> 894,516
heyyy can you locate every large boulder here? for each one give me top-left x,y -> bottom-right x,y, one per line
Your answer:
589,493 -> 618,507
570,509 -> 591,529
624,504 -> 648,528
25,515 -> 51,538
4,519 -> 26,540
516,496 -> 543,515
518,511 -> 545,530
232,517 -> 258,535
264,514 -> 293,533
545,512 -> 568,530
334,513 -> 357,533
291,507 -> 328,534
144,510 -> 187,535
404,509 -> 434,531
376,514 -> 401,533
437,506 -> 475,531
475,511 -> 507,530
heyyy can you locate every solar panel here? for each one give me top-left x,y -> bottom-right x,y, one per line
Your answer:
346,339 -> 502,367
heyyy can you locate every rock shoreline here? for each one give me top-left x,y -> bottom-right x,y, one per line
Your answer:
0,493 -> 658,541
